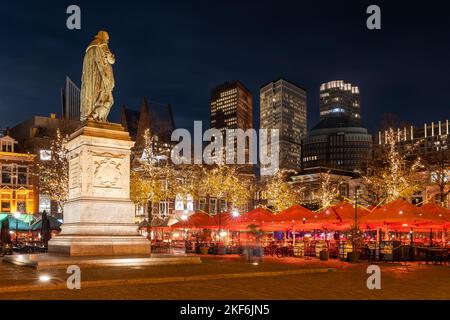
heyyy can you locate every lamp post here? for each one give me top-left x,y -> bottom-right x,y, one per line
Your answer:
232,209 -> 240,246
10,166 -> 20,246
218,209 -> 223,242
353,186 -> 361,253
354,186 -> 360,227
14,212 -> 21,246
178,209 -> 189,251
181,209 -> 188,242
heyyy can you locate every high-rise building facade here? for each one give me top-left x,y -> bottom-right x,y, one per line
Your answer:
302,80 -> 372,173
319,80 -> 361,127
260,78 -> 307,171
210,81 -> 253,164
61,76 -> 81,121
211,81 -> 253,132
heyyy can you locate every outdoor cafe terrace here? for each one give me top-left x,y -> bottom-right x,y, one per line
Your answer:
149,199 -> 450,264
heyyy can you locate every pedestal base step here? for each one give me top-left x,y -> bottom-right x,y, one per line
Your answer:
3,254 -> 202,270
48,235 -> 152,257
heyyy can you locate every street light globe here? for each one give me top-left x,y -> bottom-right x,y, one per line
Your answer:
232,210 -> 240,218
39,275 -> 51,282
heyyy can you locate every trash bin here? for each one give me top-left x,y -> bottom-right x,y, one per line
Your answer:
319,250 -> 329,261
347,251 -> 359,263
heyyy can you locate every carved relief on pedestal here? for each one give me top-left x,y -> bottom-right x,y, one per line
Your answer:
68,153 -> 82,200
93,157 -> 123,189
69,157 -> 80,190
85,160 -> 92,195
89,150 -> 128,194
89,150 -> 127,160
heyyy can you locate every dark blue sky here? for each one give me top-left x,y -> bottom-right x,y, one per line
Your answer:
1,0 -> 449,133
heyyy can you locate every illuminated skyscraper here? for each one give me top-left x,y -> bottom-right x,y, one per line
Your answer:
210,81 -> 253,164
210,81 -> 253,132
302,80 -> 372,172
260,78 -> 307,171
319,80 -> 360,127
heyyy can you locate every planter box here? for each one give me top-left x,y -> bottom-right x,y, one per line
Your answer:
347,251 -> 360,263
216,246 -> 226,255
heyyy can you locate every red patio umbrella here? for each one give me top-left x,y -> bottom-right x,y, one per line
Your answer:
170,211 -> 211,229
231,207 -> 275,231
293,202 -> 354,231
329,202 -> 370,230
292,208 -> 340,231
275,205 -> 315,222
311,206 -> 342,230
415,203 -> 450,229
360,199 -> 428,229
263,205 -> 315,231
202,212 -> 234,229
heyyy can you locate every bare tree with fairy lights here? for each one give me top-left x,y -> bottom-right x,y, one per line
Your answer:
363,128 -> 423,205
35,128 -> 69,214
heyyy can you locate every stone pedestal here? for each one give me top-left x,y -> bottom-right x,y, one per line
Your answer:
48,122 -> 151,256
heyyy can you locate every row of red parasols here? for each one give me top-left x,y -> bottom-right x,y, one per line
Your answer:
170,199 -> 450,232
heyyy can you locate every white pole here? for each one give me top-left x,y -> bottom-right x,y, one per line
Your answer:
293,228 -> 296,246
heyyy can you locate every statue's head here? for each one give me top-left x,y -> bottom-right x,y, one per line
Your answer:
95,31 -> 110,44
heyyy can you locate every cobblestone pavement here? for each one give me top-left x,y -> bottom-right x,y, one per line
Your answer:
0,255 -> 341,286
0,256 -> 449,300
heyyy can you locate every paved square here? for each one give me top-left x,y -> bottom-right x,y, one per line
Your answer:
0,256 -> 449,300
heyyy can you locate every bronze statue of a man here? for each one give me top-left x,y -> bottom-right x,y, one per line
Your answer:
80,31 -> 115,122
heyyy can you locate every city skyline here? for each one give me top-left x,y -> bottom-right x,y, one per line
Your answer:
1,1 -> 450,134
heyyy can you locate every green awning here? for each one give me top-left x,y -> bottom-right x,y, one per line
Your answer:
3,216 -> 31,231
18,214 -> 36,224
0,213 -> 36,224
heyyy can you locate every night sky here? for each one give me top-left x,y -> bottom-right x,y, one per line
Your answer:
1,0 -> 450,134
